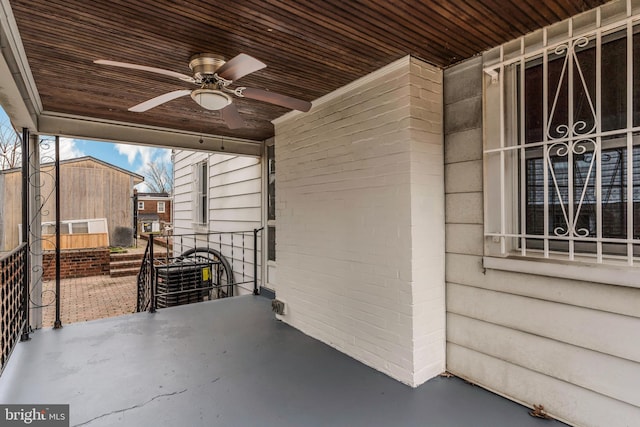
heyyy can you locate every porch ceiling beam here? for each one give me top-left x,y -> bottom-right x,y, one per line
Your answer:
37,112 -> 263,157
0,0 -> 39,130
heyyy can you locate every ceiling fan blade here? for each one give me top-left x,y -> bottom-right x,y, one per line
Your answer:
220,103 -> 244,129
216,54 -> 266,81
94,60 -> 194,82
129,90 -> 192,112
240,87 -> 312,112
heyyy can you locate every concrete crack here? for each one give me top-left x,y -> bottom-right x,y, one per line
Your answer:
73,389 -> 188,426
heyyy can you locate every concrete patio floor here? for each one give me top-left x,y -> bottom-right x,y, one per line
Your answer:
0,296 -> 567,427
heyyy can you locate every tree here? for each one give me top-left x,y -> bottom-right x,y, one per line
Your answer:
0,121 -> 21,170
141,160 -> 173,194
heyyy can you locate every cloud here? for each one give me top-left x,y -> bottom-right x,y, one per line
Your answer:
115,143 -> 154,165
115,143 -> 171,168
135,181 -> 152,192
39,137 -> 84,162
59,137 -> 85,159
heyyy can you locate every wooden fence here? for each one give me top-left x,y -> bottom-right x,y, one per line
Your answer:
41,233 -> 109,250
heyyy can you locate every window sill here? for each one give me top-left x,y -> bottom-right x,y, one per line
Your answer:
483,256 -> 639,289
191,223 -> 209,233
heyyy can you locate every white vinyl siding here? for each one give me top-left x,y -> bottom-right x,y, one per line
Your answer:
174,151 -> 262,235
446,49 -> 640,427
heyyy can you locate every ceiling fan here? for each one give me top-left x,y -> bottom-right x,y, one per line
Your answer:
94,53 -> 312,129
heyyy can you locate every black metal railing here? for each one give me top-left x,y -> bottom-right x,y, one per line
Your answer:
1,243 -> 28,374
136,241 -> 151,312
136,229 -> 263,313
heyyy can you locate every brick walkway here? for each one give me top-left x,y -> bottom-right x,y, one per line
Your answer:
42,275 -> 137,327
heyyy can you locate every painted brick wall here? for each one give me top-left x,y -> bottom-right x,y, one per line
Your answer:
42,248 -> 110,280
274,56 -> 444,386
408,61 -> 446,385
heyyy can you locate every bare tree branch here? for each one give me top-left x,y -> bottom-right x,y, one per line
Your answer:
0,121 -> 21,170
141,160 -> 173,194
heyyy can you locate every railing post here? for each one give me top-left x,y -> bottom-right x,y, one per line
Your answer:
136,267 -> 141,312
253,228 -> 262,295
54,136 -> 62,329
149,234 -> 156,313
20,128 -> 30,342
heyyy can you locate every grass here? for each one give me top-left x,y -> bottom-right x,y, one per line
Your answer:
109,246 -> 129,254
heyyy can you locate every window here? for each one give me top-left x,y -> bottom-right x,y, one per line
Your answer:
157,201 -> 165,213
267,144 -> 276,261
40,218 -> 107,235
268,226 -> 276,262
137,201 -> 144,210
193,161 -> 208,225
71,222 -> 89,234
484,7 -> 639,266
268,145 -> 276,222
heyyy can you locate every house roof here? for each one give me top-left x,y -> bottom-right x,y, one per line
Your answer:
0,0 -> 608,155
136,192 -> 170,198
138,195 -> 171,202
57,156 -> 144,181
137,213 -> 160,221
1,155 -> 144,184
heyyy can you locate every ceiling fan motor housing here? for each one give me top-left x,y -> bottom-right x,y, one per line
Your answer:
189,53 -> 226,77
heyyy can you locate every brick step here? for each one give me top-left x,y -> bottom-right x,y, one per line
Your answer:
110,267 -> 140,278
110,259 -> 143,269
109,253 -> 145,262
109,251 -> 144,277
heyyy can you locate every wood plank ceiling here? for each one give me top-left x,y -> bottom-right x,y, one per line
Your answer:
9,0 -> 607,142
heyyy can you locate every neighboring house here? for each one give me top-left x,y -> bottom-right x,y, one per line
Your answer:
0,156 -> 143,251
172,5 -> 640,427
133,191 -> 172,235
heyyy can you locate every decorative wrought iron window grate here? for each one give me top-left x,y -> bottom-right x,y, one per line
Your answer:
483,2 -> 640,266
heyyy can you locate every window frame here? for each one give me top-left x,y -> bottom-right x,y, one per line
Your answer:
137,201 -> 144,210
483,4 -> 639,269
266,144 -> 276,262
157,201 -> 166,214
192,160 -> 209,226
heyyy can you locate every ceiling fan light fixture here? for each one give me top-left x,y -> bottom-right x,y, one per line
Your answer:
190,89 -> 232,110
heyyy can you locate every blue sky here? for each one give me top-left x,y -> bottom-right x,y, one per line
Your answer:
0,107 -> 171,189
